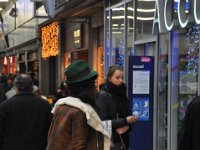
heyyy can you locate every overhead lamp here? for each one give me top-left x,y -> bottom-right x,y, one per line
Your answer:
0,0 -> 9,2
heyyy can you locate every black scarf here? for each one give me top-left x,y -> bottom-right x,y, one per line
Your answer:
106,81 -> 127,97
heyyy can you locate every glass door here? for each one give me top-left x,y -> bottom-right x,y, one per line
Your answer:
169,25 -> 200,150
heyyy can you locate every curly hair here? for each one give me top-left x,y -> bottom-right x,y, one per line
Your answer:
68,76 -> 97,107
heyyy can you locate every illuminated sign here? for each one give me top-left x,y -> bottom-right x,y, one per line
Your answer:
73,24 -> 82,48
153,0 -> 200,33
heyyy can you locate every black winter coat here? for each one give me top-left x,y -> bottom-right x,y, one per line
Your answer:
0,92 -> 52,150
95,82 -> 131,147
179,96 -> 200,150
0,92 -> 6,104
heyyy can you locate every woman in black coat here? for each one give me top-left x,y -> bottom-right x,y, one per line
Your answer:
95,65 -> 138,149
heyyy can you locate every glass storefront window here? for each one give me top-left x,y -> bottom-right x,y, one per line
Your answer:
105,11 -> 110,72
111,0 -> 123,6
170,25 -> 200,150
157,33 -> 169,150
127,2 -> 134,55
105,1 -> 134,73
135,0 -> 155,40
111,5 -> 125,66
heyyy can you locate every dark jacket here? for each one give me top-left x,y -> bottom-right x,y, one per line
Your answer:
179,96 -> 200,150
46,105 -> 104,150
0,92 -> 6,104
95,82 -> 131,147
0,92 -> 52,150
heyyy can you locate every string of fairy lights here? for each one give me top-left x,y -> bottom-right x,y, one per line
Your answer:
41,21 -> 59,60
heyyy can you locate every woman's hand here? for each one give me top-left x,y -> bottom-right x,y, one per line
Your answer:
116,125 -> 129,134
126,115 -> 138,124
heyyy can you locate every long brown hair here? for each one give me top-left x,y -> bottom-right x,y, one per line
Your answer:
106,65 -> 123,81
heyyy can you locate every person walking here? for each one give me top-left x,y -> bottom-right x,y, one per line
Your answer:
46,60 -> 111,150
0,74 -> 52,150
95,65 -> 137,150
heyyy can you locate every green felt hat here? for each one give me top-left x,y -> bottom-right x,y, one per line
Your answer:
64,60 -> 97,84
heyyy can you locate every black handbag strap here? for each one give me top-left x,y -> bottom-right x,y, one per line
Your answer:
117,114 -> 126,148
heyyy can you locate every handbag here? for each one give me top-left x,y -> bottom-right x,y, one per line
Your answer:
110,135 -> 127,150
111,114 -> 127,150
110,142 -> 126,150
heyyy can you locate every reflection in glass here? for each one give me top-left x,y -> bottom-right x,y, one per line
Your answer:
105,11 -> 110,72
170,25 -> 200,150
111,5 -> 125,67
127,2 -> 134,55
136,0 -> 155,40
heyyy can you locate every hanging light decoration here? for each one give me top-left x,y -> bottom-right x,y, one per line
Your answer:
41,21 -> 59,59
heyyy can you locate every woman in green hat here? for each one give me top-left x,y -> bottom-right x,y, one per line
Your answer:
46,60 -> 111,150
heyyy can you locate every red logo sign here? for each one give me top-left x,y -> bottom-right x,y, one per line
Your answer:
141,57 -> 151,62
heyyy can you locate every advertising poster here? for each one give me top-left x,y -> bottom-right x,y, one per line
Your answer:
132,98 -> 149,121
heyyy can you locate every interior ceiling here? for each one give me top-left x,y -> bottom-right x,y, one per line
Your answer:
0,2 -> 8,10
0,0 -> 15,11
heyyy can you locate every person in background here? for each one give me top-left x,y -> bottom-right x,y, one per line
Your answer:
0,83 -> 6,104
95,65 -> 138,149
0,74 -> 52,150
179,95 -> 200,150
5,73 -> 18,100
46,60 -> 111,150
4,73 -> 14,93
54,80 -> 68,101
29,71 -> 39,86
32,85 -> 48,101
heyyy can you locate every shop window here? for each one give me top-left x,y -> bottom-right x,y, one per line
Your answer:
19,53 -> 26,74
127,2 -> 134,55
97,47 -> 104,90
9,56 -> 16,74
111,5 -> 125,66
170,25 -> 200,150
157,33 -> 169,150
135,0 -> 155,40
111,0 -> 123,6
64,52 -> 71,68
71,50 -> 88,63
28,51 -> 38,60
105,1 -> 134,71
105,11 -> 110,72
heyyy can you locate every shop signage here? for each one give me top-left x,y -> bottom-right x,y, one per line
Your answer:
73,24 -> 82,48
153,0 -> 200,34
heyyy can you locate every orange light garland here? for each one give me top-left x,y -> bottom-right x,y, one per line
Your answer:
41,21 -> 59,59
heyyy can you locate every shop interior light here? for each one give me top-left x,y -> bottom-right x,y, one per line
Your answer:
10,57 -> 12,63
137,8 -> 155,12
109,16 -> 153,21
0,8 -> 2,11
138,0 -> 155,1
4,57 -> 7,65
112,7 -> 124,11
137,17 -> 154,20
0,0 -> 9,1
127,7 -> 155,13
112,31 -> 122,34
112,24 -> 119,26
127,7 -> 134,11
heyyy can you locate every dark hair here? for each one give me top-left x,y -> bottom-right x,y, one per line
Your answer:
13,74 -> 33,92
106,65 -> 123,81
68,76 -> 97,107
